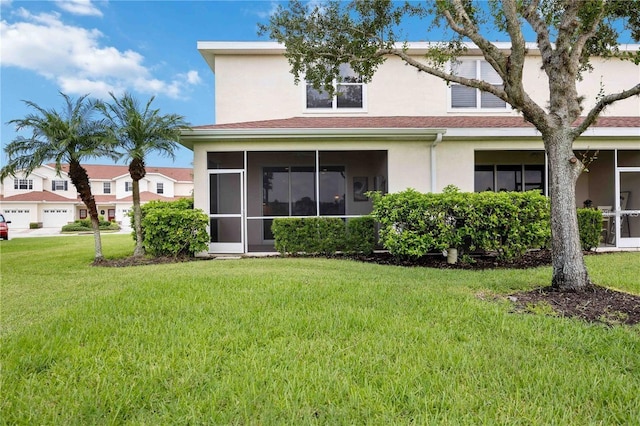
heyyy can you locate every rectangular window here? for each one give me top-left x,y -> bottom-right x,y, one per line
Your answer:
51,180 -> 68,191
157,182 -> 164,194
451,60 -> 507,110
474,165 -> 545,193
306,64 -> 364,110
14,179 -> 33,190
125,182 -> 133,192
103,182 -> 111,194
79,209 -> 87,219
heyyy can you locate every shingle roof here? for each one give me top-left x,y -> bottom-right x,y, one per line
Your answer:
53,164 -> 193,181
0,191 -> 79,202
194,116 -> 640,130
116,192 -> 186,202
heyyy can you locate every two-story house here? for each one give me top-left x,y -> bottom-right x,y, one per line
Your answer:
180,41 -> 640,254
0,164 -> 193,229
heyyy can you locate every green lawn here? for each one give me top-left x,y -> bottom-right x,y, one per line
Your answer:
1,235 -> 639,424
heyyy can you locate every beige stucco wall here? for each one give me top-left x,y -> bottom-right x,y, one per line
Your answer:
211,49 -> 640,124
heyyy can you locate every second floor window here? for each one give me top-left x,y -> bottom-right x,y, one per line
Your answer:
14,179 -> 33,190
125,182 -> 133,192
157,182 -> 164,194
306,64 -> 365,111
450,59 -> 507,110
52,180 -> 68,191
103,182 -> 111,194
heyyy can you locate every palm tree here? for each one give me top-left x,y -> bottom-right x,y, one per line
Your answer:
98,93 -> 189,257
1,92 -> 117,262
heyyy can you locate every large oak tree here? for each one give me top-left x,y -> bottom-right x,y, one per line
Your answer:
261,0 -> 640,291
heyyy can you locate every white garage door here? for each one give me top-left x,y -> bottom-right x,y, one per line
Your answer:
1,209 -> 32,228
42,208 -> 72,228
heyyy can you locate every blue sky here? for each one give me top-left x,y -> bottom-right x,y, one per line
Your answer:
1,0 -> 283,168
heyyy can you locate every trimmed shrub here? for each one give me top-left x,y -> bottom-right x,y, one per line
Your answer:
29,222 -> 42,229
345,216 -> 376,255
139,198 -> 208,257
61,218 -> 120,232
272,216 -> 377,256
369,187 -> 551,261
577,208 -> 603,251
272,217 -> 345,256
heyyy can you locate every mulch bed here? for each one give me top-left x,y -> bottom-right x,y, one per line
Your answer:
94,249 -> 640,326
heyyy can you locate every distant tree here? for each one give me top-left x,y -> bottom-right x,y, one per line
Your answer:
1,93 -> 117,262
97,93 -> 189,257
261,0 -> 640,291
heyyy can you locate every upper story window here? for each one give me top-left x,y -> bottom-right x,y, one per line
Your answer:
103,182 -> 111,194
125,181 -> 133,192
450,60 -> 507,110
51,180 -> 68,191
306,64 -> 365,111
14,179 -> 33,190
157,182 -> 164,194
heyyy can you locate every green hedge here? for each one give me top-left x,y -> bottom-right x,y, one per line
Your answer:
272,216 -> 376,256
369,187 -> 551,261
577,208 -> 603,251
138,198 -> 208,257
61,217 -> 119,232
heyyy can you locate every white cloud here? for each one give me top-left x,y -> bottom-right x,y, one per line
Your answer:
252,1 -> 280,19
0,8 -> 201,99
0,0 -> 13,8
56,0 -> 103,17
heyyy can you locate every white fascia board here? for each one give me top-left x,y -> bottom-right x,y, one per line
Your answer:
145,172 -> 178,183
445,127 -> 639,139
181,128 -> 446,145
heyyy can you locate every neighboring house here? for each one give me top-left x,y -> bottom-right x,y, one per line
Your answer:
0,164 -> 193,229
180,41 -> 640,254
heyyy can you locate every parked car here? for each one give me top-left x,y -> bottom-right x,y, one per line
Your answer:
0,214 -> 10,240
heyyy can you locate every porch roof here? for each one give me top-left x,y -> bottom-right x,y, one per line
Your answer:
192,116 -> 640,130
0,191 -> 79,203
181,116 -> 640,149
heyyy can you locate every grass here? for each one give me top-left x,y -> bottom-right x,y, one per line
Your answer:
1,235 -> 639,424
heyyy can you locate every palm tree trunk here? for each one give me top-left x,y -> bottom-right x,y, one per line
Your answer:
68,161 -> 104,261
132,178 -> 144,257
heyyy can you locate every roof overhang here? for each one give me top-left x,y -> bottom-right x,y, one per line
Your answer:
180,127 -> 447,150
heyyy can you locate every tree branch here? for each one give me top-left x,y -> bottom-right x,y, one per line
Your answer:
521,0 -> 554,71
440,0 -> 508,76
572,83 -> 640,137
377,48 -> 508,101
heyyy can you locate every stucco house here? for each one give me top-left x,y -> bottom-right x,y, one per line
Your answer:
180,41 -> 640,254
0,164 -> 193,229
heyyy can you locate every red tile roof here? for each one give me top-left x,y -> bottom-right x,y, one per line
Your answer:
0,191 -> 79,202
53,164 -> 193,181
116,192 -> 186,202
194,116 -> 640,130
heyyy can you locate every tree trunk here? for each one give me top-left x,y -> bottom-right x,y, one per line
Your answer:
544,129 -> 590,291
68,160 -> 104,262
132,178 -> 144,257
129,158 -> 146,257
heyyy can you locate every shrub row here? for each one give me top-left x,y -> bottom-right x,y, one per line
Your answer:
577,208 -> 603,251
61,217 -> 119,232
369,187 -> 551,261
272,216 -> 376,256
138,198 -> 209,257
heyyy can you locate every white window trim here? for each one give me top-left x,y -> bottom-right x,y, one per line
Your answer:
447,59 -> 510,113
302,77 -> 368,113
103,182 -> 111,194
125,181 -> 133,192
